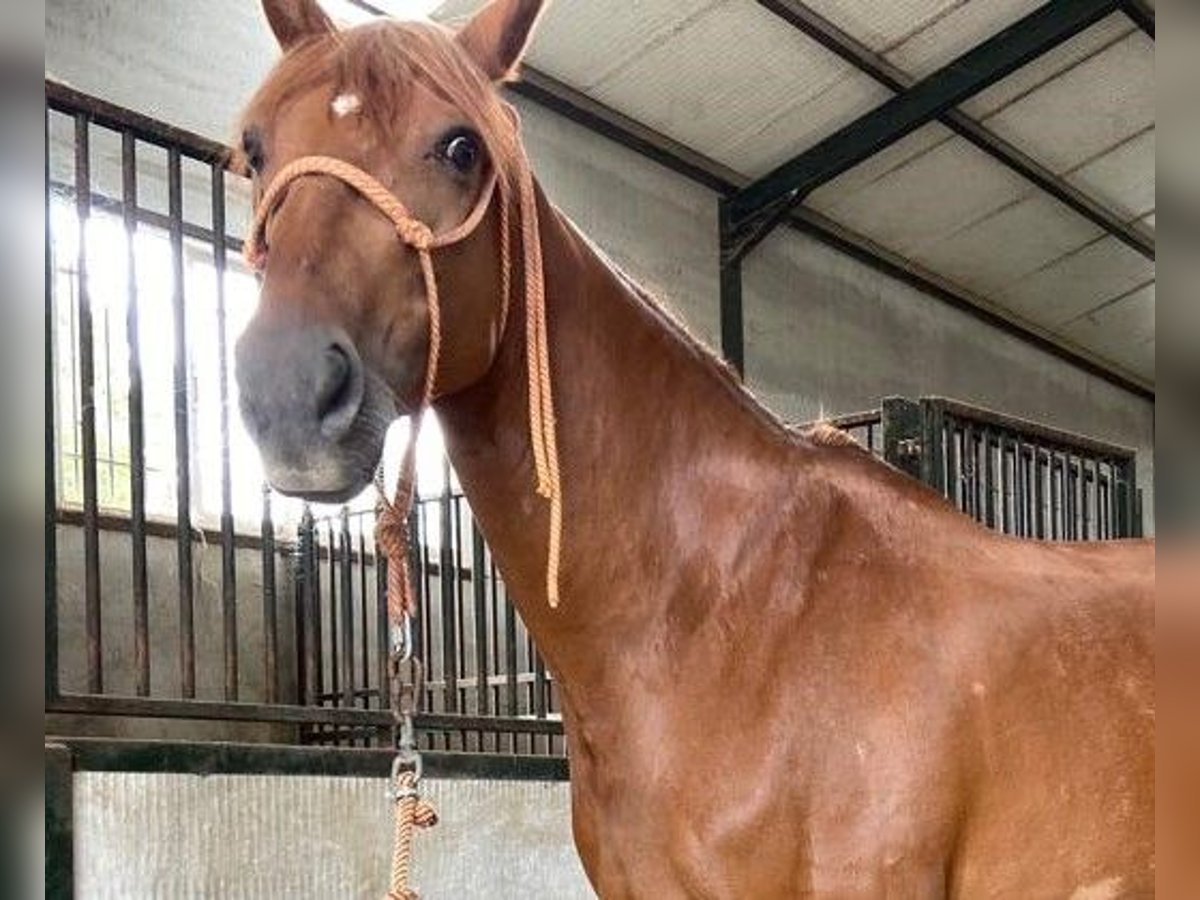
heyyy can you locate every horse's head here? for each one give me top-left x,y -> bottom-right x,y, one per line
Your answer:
234,0 -> 545,501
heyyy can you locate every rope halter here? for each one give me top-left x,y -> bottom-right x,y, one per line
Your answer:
243,135 -> 564,617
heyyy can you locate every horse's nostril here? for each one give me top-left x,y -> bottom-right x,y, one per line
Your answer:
315,342 -> 362,437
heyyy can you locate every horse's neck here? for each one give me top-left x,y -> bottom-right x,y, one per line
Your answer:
436,186 -> 801,694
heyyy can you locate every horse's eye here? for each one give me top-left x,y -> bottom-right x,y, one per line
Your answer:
440,130 -> 480,174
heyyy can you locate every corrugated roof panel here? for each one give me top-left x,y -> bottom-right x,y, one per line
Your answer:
1064,128 -> 1155,223
525,0 -> 726,92
884,0 -> 1044,79
437,0 -> 728,92
810,137 -> 1030,257
1056,283 -> 1154,379
910,193 -> 1103,298
789,0 -> 960,53
994,236 -> 1154,327
961,14 -> 1134,118
724,71 -> 891,177
587,1 -> 876,174
976,30 -> 1154,174
809,123 -> 955,206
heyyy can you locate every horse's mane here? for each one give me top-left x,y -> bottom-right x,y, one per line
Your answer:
568,222 -> 867,454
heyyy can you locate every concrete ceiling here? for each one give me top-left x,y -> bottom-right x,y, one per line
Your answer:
433,0 -> 1155,388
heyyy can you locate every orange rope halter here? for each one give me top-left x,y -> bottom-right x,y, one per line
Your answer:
243,128 -> 564,614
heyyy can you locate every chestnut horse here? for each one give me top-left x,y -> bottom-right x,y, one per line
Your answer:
232,1 -> 1154,896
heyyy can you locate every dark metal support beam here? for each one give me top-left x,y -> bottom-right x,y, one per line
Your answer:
729,0 -> 1119,232
756,0 -> 1153,260
54,737 -> 570,781
45,744 -> 74,900
718,200 -> 745,375
1120,0 -> 1155,37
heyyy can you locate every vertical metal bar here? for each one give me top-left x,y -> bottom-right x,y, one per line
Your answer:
974,428 -> 985,522
417,500 -> 433,711
961,424 -> 973,519
1115,458 -> 1128,537
45,744 -> 74,900
945,419 -> 960,511
983,430 -> 996,529
1126,457 -> 1139,537
718,201 -> 745,377
74,114 -> 103,694
375,526 -> 389,713
1099,465 -> 1109,539
358,517 -> 369,709
489,556 -> 501,729
261,486 -> 278,703
45,108 -> 60,703
339,508 -> 355,710
1080,455 -> 1090,539
920,399 -> 946,493
1033,446 -> 1045,539
439,469 -> 458,713
209,164 -> 238,701
297,505 -> 316,705
294,511 -> 309,706
533,649 -> 548,722
120,132 -> 150,697
472,519 -> 489,717
504,564 -> 518,719
309,508 -> 323,703
998,436 -> 1010,533
1106,463 -> 1116,538
1066,454 -> 1077,539
167,146 -> 195,698
1017,441 -> 1027,540
454,494 -> 467,718
1050,454 -> 1061,540
327,519 -> 338,704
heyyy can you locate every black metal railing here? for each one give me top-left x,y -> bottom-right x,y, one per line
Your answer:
800,400 -> 1140,539
294,496 -> 562,754
879,397 -> 1141,539
44,80 -> 564,756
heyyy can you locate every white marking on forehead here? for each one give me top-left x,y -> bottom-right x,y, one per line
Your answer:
331,93 -> 362,117
1069,877 -> 1123,900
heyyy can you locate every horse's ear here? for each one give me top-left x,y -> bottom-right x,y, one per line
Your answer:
455,0 -> 547,82
262,0 -> 335,51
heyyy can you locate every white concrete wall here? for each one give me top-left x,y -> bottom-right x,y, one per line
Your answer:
74,772 -> 592,899
44,0 -> 1155,529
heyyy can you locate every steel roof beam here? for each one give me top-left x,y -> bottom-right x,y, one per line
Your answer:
728,0 -> 1120,237
1120,0 -> 1155,37
757,0 -> 1153,260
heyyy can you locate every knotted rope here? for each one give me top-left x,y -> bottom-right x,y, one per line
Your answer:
387,770 -> 438,900
243,112 -> 562,900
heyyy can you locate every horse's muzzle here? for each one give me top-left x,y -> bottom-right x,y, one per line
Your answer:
235,321 -> 381,501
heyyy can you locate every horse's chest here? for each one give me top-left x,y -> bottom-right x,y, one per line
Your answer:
565,693 -> 963,898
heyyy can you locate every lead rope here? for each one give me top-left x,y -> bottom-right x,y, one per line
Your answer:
244,125 -> 560,900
